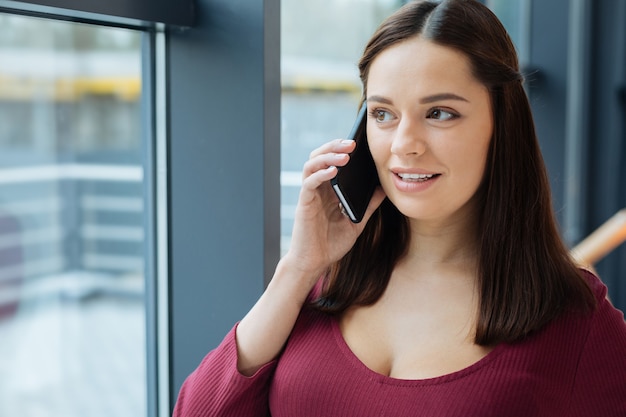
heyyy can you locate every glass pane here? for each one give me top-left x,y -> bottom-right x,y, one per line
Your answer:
280,0 -> 404,253
487,0 -> 531,63
0,13 -> 145,417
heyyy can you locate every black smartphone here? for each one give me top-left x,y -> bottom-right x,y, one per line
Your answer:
330,103 -> 379,223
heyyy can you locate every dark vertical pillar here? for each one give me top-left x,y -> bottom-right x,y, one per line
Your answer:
167,0 -> 280,407
585,0 -> 626,308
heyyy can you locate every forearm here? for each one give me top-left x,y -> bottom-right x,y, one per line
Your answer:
235,257 -> 323,376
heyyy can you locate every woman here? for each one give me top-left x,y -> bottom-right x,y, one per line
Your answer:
173,1 -> 626,415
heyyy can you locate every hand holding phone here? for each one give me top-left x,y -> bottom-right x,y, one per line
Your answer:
330,103 -> 380,223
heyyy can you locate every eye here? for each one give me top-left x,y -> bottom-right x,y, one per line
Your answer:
369,108 -> 394,123
426,108 -> 458,121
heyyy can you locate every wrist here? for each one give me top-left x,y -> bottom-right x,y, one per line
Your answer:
269,257 -> 326,305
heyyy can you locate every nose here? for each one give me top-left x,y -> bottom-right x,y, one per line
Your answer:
390,117 -> 427,157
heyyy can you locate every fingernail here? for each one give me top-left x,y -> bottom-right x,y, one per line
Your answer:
341,139 -> 354,145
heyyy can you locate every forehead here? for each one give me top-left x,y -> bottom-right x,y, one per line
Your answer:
367,36 -> 486,98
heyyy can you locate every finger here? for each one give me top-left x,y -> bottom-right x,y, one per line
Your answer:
332,187 -> 387,226
308,139 -> 356,160
302,152 -> 349,178
300,165 -> 337,192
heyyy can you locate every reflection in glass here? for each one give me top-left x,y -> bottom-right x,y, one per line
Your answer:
0,14 -> 145,416
487,0 -> 531,64
280,0 -> 404,253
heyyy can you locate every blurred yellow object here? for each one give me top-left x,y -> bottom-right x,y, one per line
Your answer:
0,74 -> 141,101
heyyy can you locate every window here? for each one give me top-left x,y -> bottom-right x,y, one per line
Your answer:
0,13 -> 146,416
487,0 -> 531,64
280,0 -> 404,253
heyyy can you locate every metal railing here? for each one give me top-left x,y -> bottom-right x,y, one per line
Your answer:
0,163 -> 144,313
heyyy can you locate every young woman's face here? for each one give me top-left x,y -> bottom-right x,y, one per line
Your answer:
366,36 -> 493,226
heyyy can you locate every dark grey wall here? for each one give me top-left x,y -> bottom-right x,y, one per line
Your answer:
166,0 -> 280,407
527,0 -> 570,222
586,0 -> 626,308
528,0 -> 626,310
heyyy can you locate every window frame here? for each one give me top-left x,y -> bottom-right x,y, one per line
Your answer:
0,0 -> 194,27
0,3 -> 170,416
1,1 -> 282,416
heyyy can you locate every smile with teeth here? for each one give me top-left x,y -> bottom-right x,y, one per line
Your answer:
397,173 -> 439,182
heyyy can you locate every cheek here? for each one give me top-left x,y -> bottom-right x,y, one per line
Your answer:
457,118 -> 492,179
451,138 -> 491,185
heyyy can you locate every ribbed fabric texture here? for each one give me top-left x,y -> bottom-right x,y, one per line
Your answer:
173,272 -> 626,417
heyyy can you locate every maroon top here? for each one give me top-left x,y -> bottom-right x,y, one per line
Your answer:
173,271 -> 626,416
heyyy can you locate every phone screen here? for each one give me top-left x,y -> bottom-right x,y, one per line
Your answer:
330,103 -> 379,223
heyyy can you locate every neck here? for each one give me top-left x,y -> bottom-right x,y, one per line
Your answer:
406,209 -> 479,262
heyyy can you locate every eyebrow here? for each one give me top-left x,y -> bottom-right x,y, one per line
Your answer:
420,93 -> 469,104
367,95 -> 393,105
367,93 -> 469,105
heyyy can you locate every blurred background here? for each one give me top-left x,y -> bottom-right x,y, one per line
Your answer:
0,0 -> 624,416
0,15 -> 145,417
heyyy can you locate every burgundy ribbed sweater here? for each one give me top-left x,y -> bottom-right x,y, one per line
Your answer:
173,272 -> 626,416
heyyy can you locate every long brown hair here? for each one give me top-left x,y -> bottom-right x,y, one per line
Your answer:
314,0 -> 596,345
